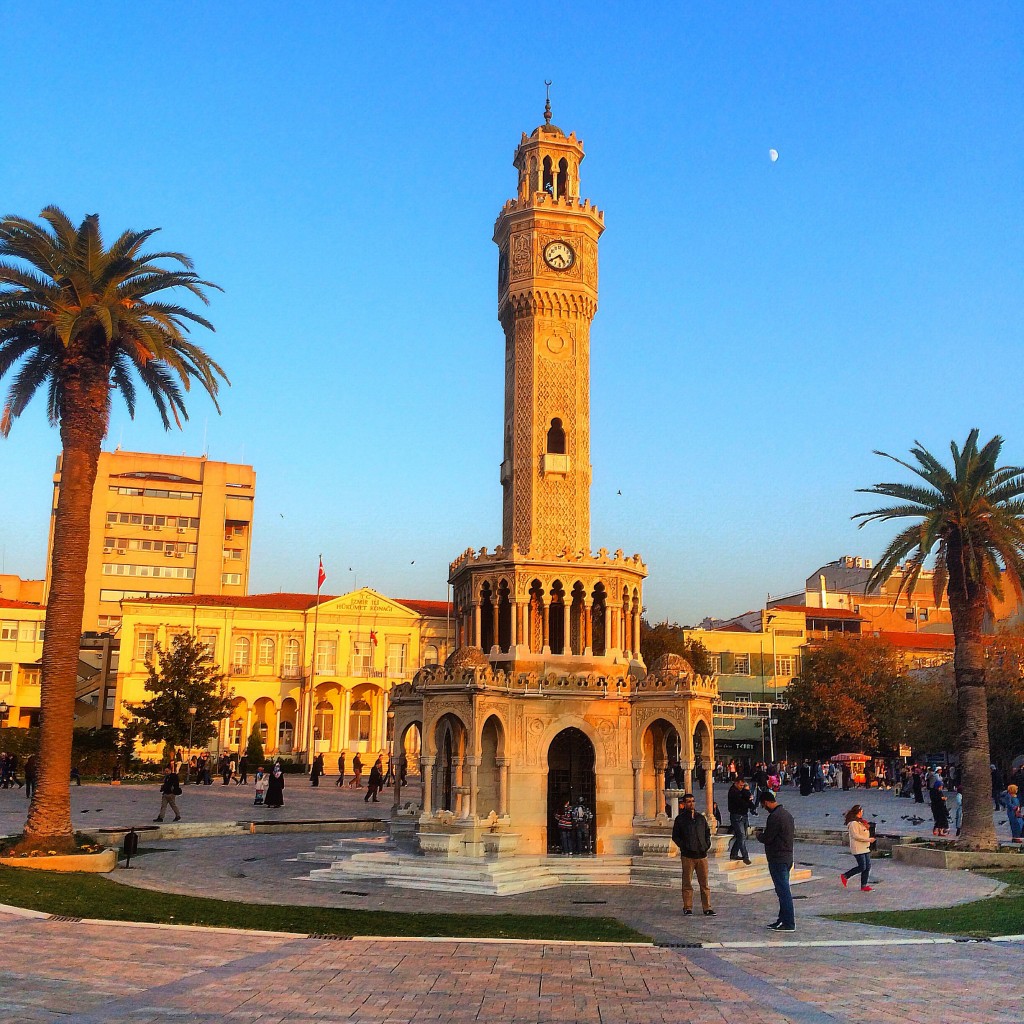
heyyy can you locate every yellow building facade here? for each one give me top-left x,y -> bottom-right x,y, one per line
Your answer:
45,449 -> 256,633
0,597 -> 45,728
114,589 -> 452,762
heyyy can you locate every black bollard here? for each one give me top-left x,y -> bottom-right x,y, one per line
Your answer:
122,827 -> 139,868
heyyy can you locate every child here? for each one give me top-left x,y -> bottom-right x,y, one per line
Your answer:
253,767 -> 268,806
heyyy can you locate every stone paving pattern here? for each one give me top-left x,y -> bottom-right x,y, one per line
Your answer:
0,912 -> 1020,1023
1,779 -> 1021,1022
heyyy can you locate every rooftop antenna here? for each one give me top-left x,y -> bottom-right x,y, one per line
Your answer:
544,80 -> 552,124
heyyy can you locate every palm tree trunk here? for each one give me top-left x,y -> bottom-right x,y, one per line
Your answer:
20,368 -> 107,852
950,590 -> 998,851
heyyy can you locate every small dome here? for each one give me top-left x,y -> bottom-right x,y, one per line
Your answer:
531,122 -> 565,138
444,646 -> 491,670
647,652 -> 695,682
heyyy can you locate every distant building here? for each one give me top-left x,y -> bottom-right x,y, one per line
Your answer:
44,450 -> 256,633
113,589 -> 453,762
0,597 -> 45,727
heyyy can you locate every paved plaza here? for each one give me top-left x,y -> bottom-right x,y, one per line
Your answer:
1,780 -> 1021,1022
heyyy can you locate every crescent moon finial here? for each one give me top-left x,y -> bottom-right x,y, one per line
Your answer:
544,80 -> 553,124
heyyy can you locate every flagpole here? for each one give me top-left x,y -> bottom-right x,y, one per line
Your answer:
306,555 -> 325,767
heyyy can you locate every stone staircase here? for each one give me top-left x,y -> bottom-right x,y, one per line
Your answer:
301,828 -> 813,897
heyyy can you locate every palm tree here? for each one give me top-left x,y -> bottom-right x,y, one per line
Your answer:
855,431 -> 1024,850
0,207 -> 227,850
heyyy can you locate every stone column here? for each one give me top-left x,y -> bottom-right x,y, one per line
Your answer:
654,760 -> 666,817
491,602 -> 499,653
496,757 -> 509,816
562,601 -> 570,655
704,760 -> 715,821
583,600 -> 592,656
467,756 -> 480,818
421,756 -> 434,814
510,600 -> 518,648
452,756 -> 464,815
632,758 -> 644,818
541,601 -> 550,653
473,603 -> 482,649
681,760 -> 693,793
603,604 -> 612,656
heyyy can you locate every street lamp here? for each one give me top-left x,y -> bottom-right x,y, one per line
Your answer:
0,699 -> 8,726
185,705 -> 198,784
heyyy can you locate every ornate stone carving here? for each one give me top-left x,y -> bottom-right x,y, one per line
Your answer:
511,232 -> 532,281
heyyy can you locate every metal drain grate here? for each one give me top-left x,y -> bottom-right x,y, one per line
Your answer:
335,890 -> 369,897
655,941 -> 702,948
49,915 -> 83,923
571,899 -> 608,905
308,933 -> 354,941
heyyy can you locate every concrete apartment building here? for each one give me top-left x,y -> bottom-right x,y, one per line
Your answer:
45,450 -> 256,634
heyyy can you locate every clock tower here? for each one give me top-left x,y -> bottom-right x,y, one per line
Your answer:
494,98 -> 604,555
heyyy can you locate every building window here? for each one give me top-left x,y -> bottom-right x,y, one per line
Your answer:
349,699 -> 372,743
136,630 -> 156,662
919,607 -> 929,622
0,621 -> 17,641
905,607 -> 916,620
283,639 -> 301,677
386,642 -> 407,677
200,633 -> 217,659
0,663 -> 12,683
775,655 -> 794,677
232,637 -> 250,674
278,721 -> 294,754
18,622 -> 39,643
315,640 -> 337,674
97,615 -> 122,631
105,692 -> 116,711
313,701 -> 334,744
351,641 -> 372,676
231,718 -> 245,745
706,654 -> 722,674
732,653 -> 750,675
546,417 -> 566,454
222,573 -> 242,586
423,644 -> 439,667
258,637 -> 276,667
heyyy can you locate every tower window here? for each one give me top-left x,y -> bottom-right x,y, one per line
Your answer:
557,158 -> 568,198
547,418 -> 566,455
542,156 -> 554,195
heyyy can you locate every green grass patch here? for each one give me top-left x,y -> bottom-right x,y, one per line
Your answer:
0,866 -> 647,942
829,870 -> 1024,938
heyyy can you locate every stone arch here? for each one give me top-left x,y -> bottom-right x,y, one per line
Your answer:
253,696 -> 276,752
478,713 -> 506,818
569,580 -> 587,655
546,726 -> 597,853
548,579 -> 566,655
278,696 -> 298,755
433,711 -> 470,813
399,720 -> 422,776
640,717 -> 683,819
227,697 -> 248,748
497,578 -> 512,653
590,582 -> 607,656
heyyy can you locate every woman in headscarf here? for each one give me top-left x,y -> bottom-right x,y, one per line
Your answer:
930,781 -> 949,836
265,762 -> 285,808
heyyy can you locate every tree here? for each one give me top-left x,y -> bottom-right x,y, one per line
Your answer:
127,634 -> 234,751
640,619 -> 712,675
855,431 -> 1024,850
246,722 -> 265,768
778,635 -> 911,755
0,208 -> 226,849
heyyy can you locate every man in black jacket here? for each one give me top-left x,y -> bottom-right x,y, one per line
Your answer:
727,779 -> 754,864
758,791 -> 795,931
154,765 -> 182,822
671,793 -> 715,916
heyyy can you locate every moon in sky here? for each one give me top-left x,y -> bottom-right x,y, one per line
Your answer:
769,148 -> 779,163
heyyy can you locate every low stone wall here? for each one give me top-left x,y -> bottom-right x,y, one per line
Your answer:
0,849 -> 117,873
893,843 -> 1024,870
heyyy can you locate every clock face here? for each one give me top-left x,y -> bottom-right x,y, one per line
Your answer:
543,240 -> 575,271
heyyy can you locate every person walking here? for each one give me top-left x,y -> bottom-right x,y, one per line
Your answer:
1001,784 -> 1023,843
336,752 -> 346,787
798,760 -> 813,797
23,754 -> 38,801
671,793 -> 715,917
912,767 -> 924,804
265,763 -> 285,808
310,752 -> 324,787
727,777 -> 753,864
237,754 -> 249,785
348,753 -> 363,788
839,805 -> 873,891
365,757 -> 384,802
758,791 -> 796,931
153,765 -> 182,822
572,798 -> 593,855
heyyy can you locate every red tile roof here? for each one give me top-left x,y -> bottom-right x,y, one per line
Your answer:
397,598 -> 453,618
0,597 -> 44,610
123,592 -> 452,618
876,631 -> 955,651
774,604 -> 863,620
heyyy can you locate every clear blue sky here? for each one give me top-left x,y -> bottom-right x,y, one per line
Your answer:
2,4 -> 1022,624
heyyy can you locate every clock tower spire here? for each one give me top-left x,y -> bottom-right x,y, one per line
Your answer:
494,105 -> 604,555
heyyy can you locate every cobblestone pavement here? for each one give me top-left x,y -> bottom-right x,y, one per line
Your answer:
0,910 -> 1019,1023
2,779 -> 1018,843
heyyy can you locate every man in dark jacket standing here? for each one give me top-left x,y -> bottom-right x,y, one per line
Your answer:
759,791 -> 795,931
154,765 -> 182,822
671,793 -> 715,916
727,778 -> 754,864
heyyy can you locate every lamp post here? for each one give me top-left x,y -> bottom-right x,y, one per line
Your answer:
185,705 -> 198,784
386,700 -> 396,798
0,699 -> 9,727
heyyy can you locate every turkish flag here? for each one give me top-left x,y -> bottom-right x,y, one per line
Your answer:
317,557 -> 326,590
369,630 -> 378,646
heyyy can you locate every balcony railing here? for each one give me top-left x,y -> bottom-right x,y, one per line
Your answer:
231,664 -> 250,676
